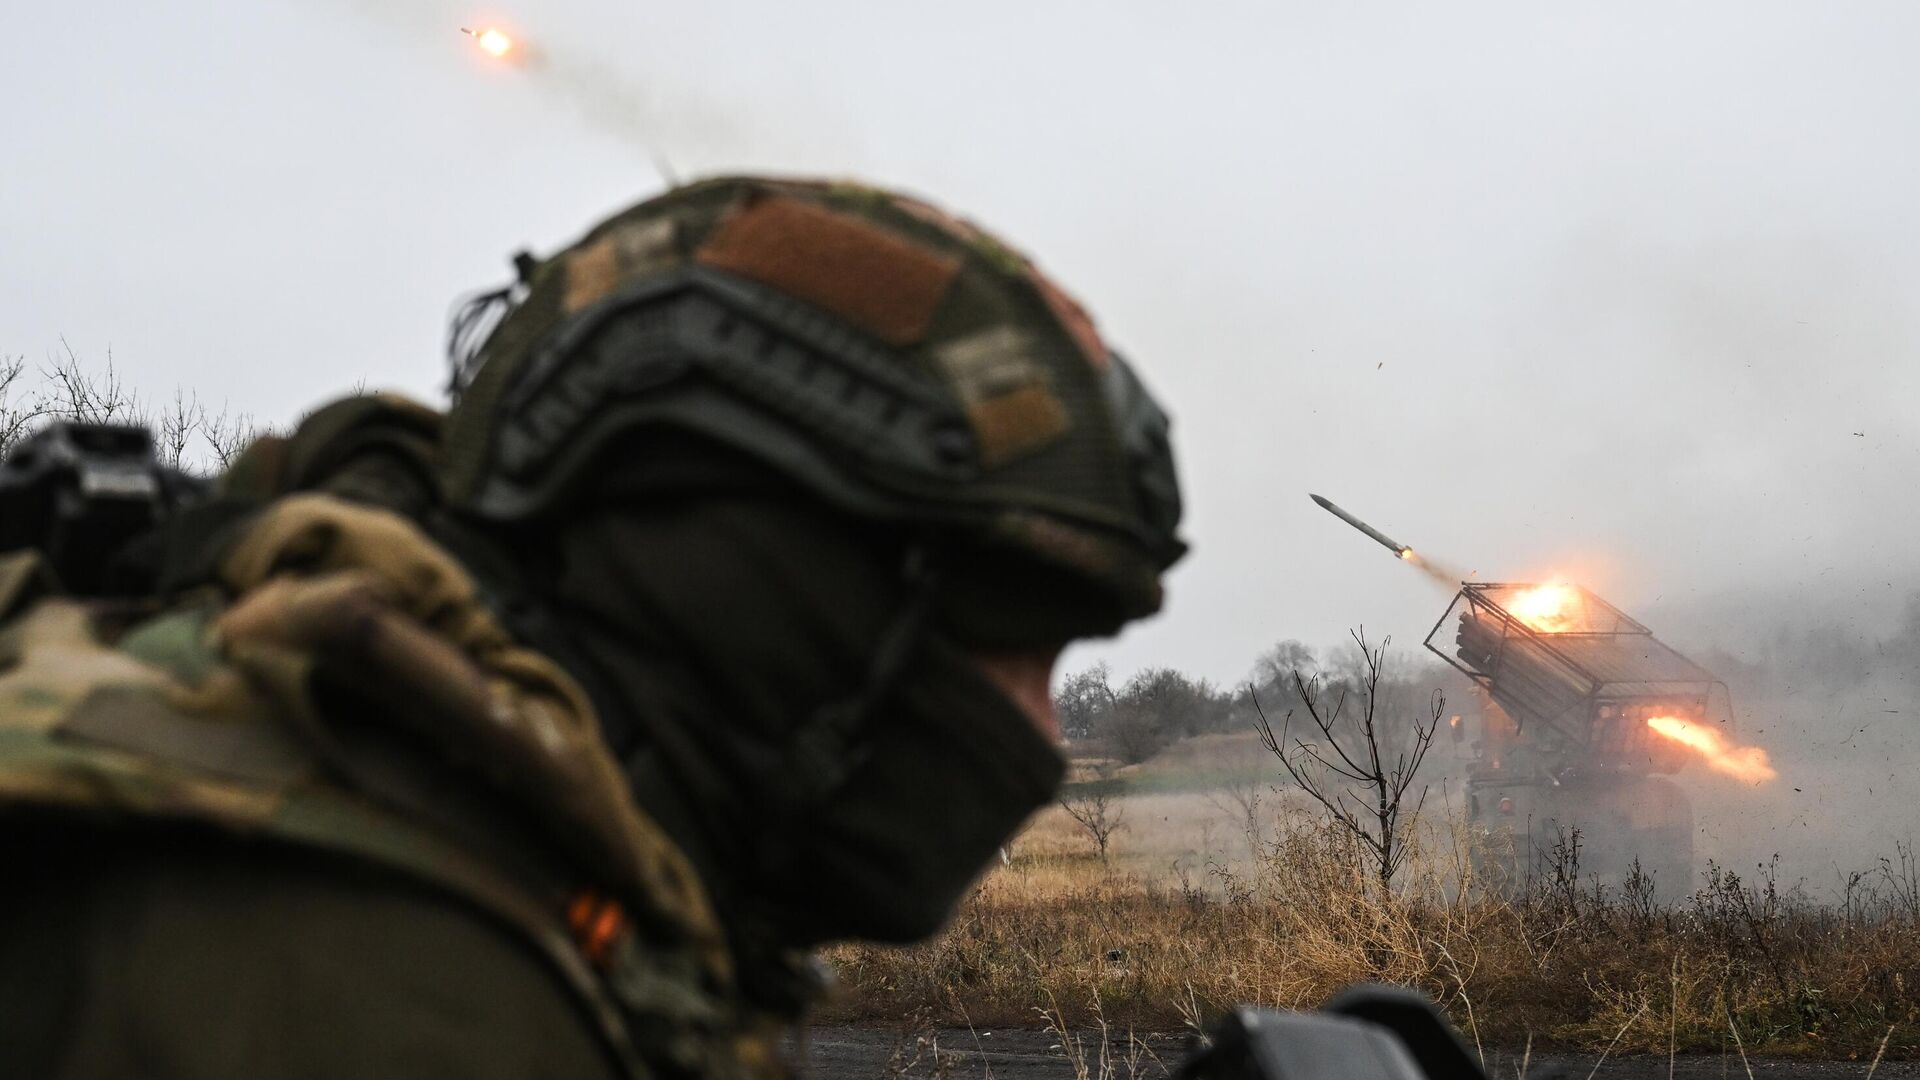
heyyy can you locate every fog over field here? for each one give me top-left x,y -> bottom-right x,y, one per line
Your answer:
6,3 -> 1917,879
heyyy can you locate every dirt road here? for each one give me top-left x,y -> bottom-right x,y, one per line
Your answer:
799,1026 -> 1919,1079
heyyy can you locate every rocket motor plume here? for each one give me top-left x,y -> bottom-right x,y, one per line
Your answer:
460,26 -> 514,59
474,28 -> 513,57
1646,715 -> 1777,784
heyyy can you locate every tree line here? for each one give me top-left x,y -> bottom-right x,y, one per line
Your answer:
1,346 -> 257,470
1055,636 -> 1471,765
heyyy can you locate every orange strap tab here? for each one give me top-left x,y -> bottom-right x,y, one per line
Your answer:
566,889 -> 630,969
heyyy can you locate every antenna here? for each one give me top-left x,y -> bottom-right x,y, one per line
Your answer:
647,142 -> 681,189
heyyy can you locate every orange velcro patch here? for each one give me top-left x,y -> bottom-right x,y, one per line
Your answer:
968,383 -> 1070,467
696,196 -> 961,347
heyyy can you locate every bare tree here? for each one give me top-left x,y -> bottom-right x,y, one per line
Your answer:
1054,662 -> 1115,742
1250,629 -> 1442,891
155,388 -> 202,470
1251,639 -> 1317,696
45,339 -> 139,425
1107,667 -> 1212,763
1060,765 -> 1126,867
199,404 -> 262,470
1059,662 -> 1170,764
0,355 -> 49,457
1129,667 -> 1227,739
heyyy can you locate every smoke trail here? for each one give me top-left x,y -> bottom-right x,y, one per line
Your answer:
1403,550 -> 1469,589
500,37 -> 751,181
309,1 -> 812,180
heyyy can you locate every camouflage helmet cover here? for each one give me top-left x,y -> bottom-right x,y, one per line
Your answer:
444,176 -> 1184,620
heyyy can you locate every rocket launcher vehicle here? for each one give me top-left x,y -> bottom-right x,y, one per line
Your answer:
1306,492 -> 1746,778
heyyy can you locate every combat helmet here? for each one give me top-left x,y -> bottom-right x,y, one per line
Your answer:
444,176 -> 1184,633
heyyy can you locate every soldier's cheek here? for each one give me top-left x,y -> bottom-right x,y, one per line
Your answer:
967,646 -> 1063,740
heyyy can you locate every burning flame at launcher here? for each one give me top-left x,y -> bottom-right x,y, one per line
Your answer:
1498,581 -> 1778,783
1646,715 -> 1777,784
1505,582 -> 1586,633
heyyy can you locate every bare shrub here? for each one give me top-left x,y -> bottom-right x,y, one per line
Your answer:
1250,629 -> 1442,892
1061,767 -> 1127,867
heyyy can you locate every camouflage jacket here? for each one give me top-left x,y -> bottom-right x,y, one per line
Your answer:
0,400 -> 782,1079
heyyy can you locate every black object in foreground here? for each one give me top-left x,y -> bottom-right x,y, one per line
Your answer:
0,421 -> 206,594
1177,985 -> 1485,1080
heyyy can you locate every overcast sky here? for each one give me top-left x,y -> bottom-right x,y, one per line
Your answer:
6,1 -> 1918,686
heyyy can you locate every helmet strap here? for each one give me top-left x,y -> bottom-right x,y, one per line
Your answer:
779,544 -> 940,805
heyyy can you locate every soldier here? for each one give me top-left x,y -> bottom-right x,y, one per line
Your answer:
0,176 -> 1184,1077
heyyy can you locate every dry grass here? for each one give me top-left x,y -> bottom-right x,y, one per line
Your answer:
823,803 -> 1920,1060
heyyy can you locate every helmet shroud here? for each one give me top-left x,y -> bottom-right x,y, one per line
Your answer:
445,177 -> 1184,637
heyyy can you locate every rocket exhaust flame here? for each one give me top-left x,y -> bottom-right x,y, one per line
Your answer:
461,26 -> 515,58
1646,715 -> 1777,784
477,29 -> 513,57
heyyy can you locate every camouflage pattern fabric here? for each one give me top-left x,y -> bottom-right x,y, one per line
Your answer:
214,492 -> 727,970
0,494 -> 774,1078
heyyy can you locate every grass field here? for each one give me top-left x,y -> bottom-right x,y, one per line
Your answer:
821,734 -> 1920,1061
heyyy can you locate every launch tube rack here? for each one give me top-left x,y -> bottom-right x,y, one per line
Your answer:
1424,583 -> 1732,774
